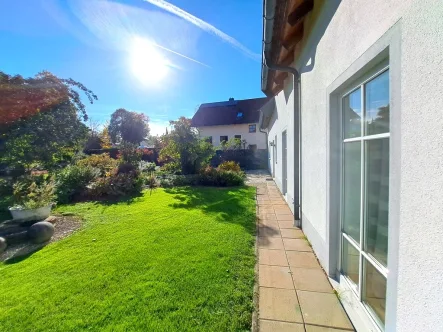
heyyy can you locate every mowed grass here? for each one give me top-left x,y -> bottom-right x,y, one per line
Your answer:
0,186 -> 257,331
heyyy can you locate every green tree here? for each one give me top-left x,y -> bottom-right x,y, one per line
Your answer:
108,108 -> 149,145
221,137 -> 242,151
159,117 -> 214,174
0,71 -> 97,171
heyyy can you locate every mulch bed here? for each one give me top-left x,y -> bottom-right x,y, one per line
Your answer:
0,215 -> 82,263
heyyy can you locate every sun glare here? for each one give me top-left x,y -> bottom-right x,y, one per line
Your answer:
130,37 -> 169,85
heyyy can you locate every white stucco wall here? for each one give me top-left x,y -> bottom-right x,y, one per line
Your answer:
266,0 -> 443,330
266,80 -> 295,211
197,123 -> 267,149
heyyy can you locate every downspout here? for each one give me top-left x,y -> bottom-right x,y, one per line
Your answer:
263,59 -> 302,226
262,0 -> 302,226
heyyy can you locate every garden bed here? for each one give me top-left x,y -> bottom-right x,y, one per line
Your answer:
0,215 -> 82,262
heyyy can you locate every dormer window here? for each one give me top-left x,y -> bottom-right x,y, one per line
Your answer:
237,112 -> 243,118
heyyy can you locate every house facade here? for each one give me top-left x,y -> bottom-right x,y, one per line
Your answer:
191,98 -> 268,149
260,0 -> 443,331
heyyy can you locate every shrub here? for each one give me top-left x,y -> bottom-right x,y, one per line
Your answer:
214,170 -> 245,186
161,161 -> 181,175
119,141 -> 142,165
157,167 -> 245,188
87,171 -> 143,198
12,175 -> 56,209
217,161 -> 242,173
145,172 -> 158,195
117,162 -> 137,174
0,178 -> 13,197
198,167 -> 245,187
56,165 -> 100,203
139,161 -> 156,173
76,153 -> 118,176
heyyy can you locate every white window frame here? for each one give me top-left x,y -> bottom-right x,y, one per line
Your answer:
339,65 -> 390,331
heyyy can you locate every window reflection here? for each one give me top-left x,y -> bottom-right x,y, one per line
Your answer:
343,142 -> 361,242
365,138 -> 389,266
365,71 -> 389,135
343,88 -> 362,138
364,259 -> 387,326
342,239 -> 360,286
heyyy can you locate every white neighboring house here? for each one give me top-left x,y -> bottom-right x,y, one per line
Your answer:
191,97 -> 268,149
260,0 -> 443,331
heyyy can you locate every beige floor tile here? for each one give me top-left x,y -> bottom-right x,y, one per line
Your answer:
258,225 -> 281,237
258,219 -> 279,229
275,210 -> 293,216
259,213 -> 277,220
297,291 -> 354,330
286,251 -> 321,269
260,319 -> 305,332
278,220 -> 295,229
283,238 -> 312,252
259,207 -> 275,214
258,201 -> 273,206
292,268 -> 333,293
259,249 -> 288,266
259,287 -> 303,323
276,214 -> 294,221
271,201 -> 288,206
305,325 -> 354,332
258,236 -> 284,250
280,228 -> 304,239
259,265 -> 294,289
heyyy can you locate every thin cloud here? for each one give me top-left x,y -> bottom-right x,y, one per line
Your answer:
143,0 -> 260,61
152,41 -> 210,68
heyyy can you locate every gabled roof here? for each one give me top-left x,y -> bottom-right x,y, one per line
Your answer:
191,97 -> 269,127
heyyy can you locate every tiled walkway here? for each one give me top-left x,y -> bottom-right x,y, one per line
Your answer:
252,179 -> 354,332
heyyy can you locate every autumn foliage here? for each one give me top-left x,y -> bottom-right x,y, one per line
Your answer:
0,71 -> 97,126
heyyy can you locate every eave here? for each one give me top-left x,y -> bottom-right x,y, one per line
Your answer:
261,0 -> 314,97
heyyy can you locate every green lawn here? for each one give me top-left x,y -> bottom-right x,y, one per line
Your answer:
0,186 -> 257,331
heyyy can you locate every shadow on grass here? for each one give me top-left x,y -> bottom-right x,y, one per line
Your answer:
164,186 -> 256,233
93,192 -> 145,206
68,191 -> 146,208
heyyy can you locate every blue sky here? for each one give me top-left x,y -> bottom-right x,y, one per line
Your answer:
0,0 -> 265,135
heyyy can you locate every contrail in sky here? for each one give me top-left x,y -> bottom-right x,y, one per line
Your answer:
152,42 -> 211,68
143,0 -> 261,61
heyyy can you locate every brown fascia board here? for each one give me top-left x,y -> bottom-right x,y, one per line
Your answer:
262,0 -> 287,96
287,0 -> 314,26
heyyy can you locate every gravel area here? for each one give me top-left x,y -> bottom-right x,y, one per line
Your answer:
0,216 -> 82,262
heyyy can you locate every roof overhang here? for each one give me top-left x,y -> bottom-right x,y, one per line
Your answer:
261,0 -> 314,97
258,97 -> 276,130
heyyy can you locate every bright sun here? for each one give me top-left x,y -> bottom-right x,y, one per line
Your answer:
130,37 -> 169,85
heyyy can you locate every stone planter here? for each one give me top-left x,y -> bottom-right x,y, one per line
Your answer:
9,204 -> 53,222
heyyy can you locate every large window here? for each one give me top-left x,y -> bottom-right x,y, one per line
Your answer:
341,69 -> 389,329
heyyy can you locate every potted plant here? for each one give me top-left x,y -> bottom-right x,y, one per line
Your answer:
9,175 -> 56,221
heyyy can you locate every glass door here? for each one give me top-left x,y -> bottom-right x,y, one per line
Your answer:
340,68 -> 390,330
